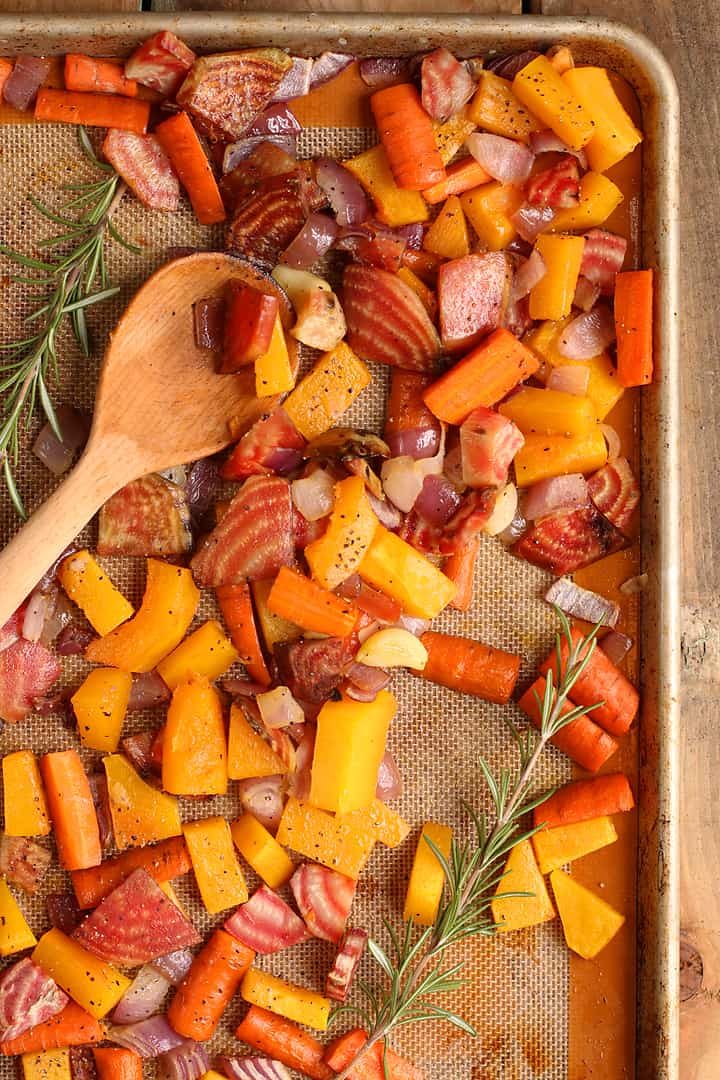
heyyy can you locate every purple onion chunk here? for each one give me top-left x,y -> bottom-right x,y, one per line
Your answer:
111,965 -> 172,1026
157,1040 -> 210,1080
108,1017 -> 185,1058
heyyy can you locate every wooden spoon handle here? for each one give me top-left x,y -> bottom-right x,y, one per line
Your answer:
0,444 -> 121,628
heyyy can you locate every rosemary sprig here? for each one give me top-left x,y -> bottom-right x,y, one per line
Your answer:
334,610 -> 605,1079
0,126 -> 140,518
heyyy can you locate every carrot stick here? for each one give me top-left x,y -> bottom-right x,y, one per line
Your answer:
533,773 -> 635,830
324,1028 -> 424,1080
401,248 -> 442,286
0,59 -> 13,99
70,835 -> 191,909
155,111 -> 225,225
39,750 -> 101,872
423,328 -> 541,425
0,1002 -> 104,1056
539,626 -> 639,736
93,1048 -> 142,1080
370,84 -> 446,191
64,55 -> 138,98
216,583 -> 271,687
422,156 -> 492,204
267,566 -> 359,638
415,630 -> 520,704
34,89 -> 149,134
518,676 -> 618,773
445,535 -> 479,612
235,1006 -> 333,1080
614,269 -> 653,387
168,929 -> 254,1041
384,370 -> 439,444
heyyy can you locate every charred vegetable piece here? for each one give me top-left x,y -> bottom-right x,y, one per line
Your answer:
290,864 -> 356,944
220,142 -> 301,210
343,263 -> 441,372
223,408 -> 305,480
224,886 -> 309,954
512,504 -> 626,575
0,958 -> 68,1042
226,173 -> 325,269
72,868 -> 200,966
325,928 -> 368,1003
586,457 -> 639,536
177,50 -> 293,141
304,428 -> 390,462
102,131 -> 179,213
192,476 -> 294,587
0,639 -> 61,724
97,474 -> 191,558
0,835 -> 51,895
125,31 -> 196,96
437,252 -> 511,353
275,636 -> 356,706
221,283 -> 279,372
439,487 -> 498,554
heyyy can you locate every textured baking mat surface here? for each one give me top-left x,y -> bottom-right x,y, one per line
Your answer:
0,122 -> 572,1080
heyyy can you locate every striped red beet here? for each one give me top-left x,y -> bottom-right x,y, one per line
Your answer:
290,864 -> 356,943
343,264 -> 441,372
512,504 -> 625,575
526,154 -> 580,209
224,886 -> 309,954
102,131 -> 179,212
587,457 -> 640,536
579,228 -> 627,292
420,47 -> 475,123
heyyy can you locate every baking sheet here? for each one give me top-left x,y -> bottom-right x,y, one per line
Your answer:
0,16 -> 680,1080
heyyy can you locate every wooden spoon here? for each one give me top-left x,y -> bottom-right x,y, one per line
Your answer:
0,252 -> 297,627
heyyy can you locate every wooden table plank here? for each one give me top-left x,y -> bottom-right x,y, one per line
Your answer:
0,0 -> 139,10
151,0 -> 520,10
538,1 -> 719,1075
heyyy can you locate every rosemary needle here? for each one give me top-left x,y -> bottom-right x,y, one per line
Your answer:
334,610 -> 605,1080
0,126 -> 140,518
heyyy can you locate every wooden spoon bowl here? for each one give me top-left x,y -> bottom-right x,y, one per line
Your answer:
0,252 -> 296,625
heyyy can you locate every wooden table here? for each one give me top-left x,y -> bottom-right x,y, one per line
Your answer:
2,0 -> 716,1074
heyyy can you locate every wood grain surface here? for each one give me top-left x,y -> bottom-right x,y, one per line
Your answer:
0,0 -> 712,1075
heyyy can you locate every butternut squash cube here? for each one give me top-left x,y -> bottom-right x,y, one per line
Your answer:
58,550 -> 133,636
231,813 -> 294,889
498,386 -> 596,437
513,55 -> 595,151
183,817 -> 248,914
549,172 -> 623,233
276,798 -> 376,879
358,526 -> 456,620
227,702 -> 288,780
529,235 -> 586,322
305,475 -> 379,591
156,620 -> 238,690
250,580 -> 302,654
104,754 -> 182,850
403,822 -> 452,926
163,674 -> 228,796
491,839 -> 555,932
348,799 -> 411,849
524,319 -> 624,422
562,67 -> 642,173
22,1050 -> 72,1080
433,112 -> 476,164
32,928 -> 130,1017
468,71 -> 542,143
461,182 -> 524,252
241,968 -> 330,1031
423,196 -> 470,261
344,145 -> 429,228
550,868 -> 625,959
71,668 -> 132,753
532,815 -> 618,875
2,751 -> 50,837
255,314 -> 295,397
0,877 -> 36,956
283,342 -> 371,442
310,691 -> 397,815
513,428 -> 608,487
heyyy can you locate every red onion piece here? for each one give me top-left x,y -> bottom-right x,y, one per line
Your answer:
600,629 -> 634,666
397,223 -> 424,251
545,576 -> 620,627
219,1056 -> 292,1080
238,775 -> 286,834
4,56 -> 50,111
385,427 -> 440,461
46,892 -> 81,935
193,297 -> 224,349
309,52 -> 354,89
359,57 -> 408,88
511,203 -> 555,242
55,622 -> 94,656
289,724 -> 315,800
32,405 -> 91,477
122,731 -> 157,775
467,132 -> 534,186
547,364 -> 590,396
111,965 -> 171,1025
88,772 -> 114,852
315,158 -> 371,227
280,213 -> 339,270
345,663 -> 391,700
557,305 -> 616,359
600,423 -> 622,462
247,102 -> 302,138
484,50 -> 540,80
186,457 -> 219,528
291,470 -> 335,522
222,135 -> 297,174
257,687 -> 304,731
367,491 -> 401,530
158,1042 -> 210,1080
109,1017 -> 185,1058
395,613 -> 430,637
524,474 -> 589,521
529,128 -> 588,169
221,677 -> 269,698
509,249 -> 547,303
128,671 -> 171,711
271,57 -> 313,102
573,275 -> 601,312
414,474 -> 461,526
375,750 -> 403,801
150,949 -> 194,987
